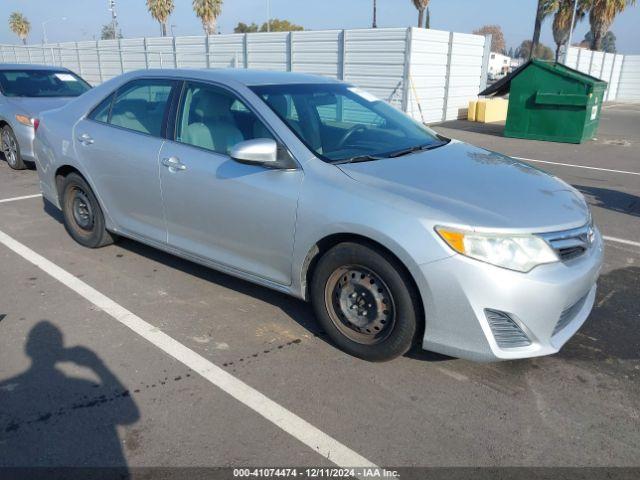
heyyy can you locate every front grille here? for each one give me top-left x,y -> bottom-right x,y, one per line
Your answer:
558,246 -> 586,261
485,309 -> 532,348
539,223 -> 594,262
553,294 -> 589,336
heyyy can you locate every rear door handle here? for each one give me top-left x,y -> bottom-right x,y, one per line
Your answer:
78,133 -> 94,145
161,156 -> 187,172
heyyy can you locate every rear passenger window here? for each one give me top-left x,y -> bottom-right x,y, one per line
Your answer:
108,80 -> 174,137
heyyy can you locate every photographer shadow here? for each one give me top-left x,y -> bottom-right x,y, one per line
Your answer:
0,321 -> 139,474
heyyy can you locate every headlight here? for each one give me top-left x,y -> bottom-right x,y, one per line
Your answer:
435,226 -> 559,273
15,114 -> 35,127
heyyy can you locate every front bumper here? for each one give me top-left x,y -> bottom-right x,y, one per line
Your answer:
417,230 -> 604,361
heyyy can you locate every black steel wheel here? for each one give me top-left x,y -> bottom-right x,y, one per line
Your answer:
311,242 -> 420,361
70,188 -> 95,231
61,173 -> 114,248
324,265 -> 396,345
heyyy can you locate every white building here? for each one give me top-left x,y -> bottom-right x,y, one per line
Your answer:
488,52 -> 511,79
510,57 -> 525,70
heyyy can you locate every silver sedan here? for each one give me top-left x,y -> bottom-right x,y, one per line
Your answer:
33,69 -> 603,362
0,64 -> 91,170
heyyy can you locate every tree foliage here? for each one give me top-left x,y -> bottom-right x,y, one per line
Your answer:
101,23 -> 122,40
515,40 -> 554,60
9,12 -> 30,45
582,30 -> 617,52
234,22 -> 259,33
193,0 -> 223,35
146,0 -> 175,37
588,0 -> 635,51
234,19 -> 304,33
262,18 -> 304,32
473,25 -> 506,53
546,0 -> 588,60
530,0 -> 556,57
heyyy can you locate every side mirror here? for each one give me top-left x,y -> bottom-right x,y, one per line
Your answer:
230,138 -> 278,166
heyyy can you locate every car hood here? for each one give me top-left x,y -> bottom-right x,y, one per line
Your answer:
337,141 -> 589,232
6,97 -> 74,117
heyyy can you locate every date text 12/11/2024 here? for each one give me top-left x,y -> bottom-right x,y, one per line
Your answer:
233,468 -> 401,478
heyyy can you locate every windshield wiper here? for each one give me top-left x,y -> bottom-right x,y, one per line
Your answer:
387,140 -> 450,158
333,139 -> 450,165
332,154 -> 387,165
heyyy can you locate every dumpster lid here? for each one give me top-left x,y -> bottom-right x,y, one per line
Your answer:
479,58 -> 607,97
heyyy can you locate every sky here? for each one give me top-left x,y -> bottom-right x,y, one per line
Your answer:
1,0 -> 639,54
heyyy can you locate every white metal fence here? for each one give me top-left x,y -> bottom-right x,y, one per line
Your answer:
617,55 -> 640,102
563,46 -> 640,103
408,28 -> 491,123
0,27 -> 491,124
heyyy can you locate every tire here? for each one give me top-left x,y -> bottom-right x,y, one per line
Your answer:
60,173 -> 114,248
2,126 -> 26,170
310,242 -> 420,362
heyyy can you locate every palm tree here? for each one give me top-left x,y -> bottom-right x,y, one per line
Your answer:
588,0 -> 636,51
551,0 -> 588,60
411,0 -> 430,28
193,0 -> 223,35
146,0 -> 175,37
8,12 -> 30,45
530,0 -> 556,58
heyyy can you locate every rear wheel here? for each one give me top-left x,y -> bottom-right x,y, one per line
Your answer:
60,173 -> 114,248
311,242 -> 420,362
2,126 -> 26,170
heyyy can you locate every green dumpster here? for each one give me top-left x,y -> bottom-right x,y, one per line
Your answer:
479,59 -> 607,144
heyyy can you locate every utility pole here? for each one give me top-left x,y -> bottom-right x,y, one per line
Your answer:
108,0 -> 119,39
373,0 -> 377,28
266,0 -> 271,32
565,0 -> 579,61
42,17 -> 67,45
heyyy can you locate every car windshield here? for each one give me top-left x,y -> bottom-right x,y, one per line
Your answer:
251,83 -> 446,163
0,70 -> 91,98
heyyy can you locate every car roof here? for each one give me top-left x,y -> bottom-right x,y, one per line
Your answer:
0,63 -> 71,72
131,68 -> 342,86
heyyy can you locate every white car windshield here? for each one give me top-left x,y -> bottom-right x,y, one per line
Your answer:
251,83 -> 447,163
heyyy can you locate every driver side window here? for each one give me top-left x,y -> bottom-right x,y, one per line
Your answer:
176,82 -> 274,155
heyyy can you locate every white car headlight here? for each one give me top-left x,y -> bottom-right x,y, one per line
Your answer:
435,227 -> 559,273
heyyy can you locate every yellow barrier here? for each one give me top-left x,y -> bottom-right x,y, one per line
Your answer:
474,98 -> 509,123
467,101 -> 477,121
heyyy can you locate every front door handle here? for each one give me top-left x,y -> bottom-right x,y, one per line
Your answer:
78,133 -> 94,145
161,156 -> 187,172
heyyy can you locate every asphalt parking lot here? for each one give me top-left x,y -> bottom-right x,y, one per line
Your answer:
1,103 -> 639,476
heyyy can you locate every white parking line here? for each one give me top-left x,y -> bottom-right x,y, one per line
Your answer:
602,103 -> 640,110
437,367 -> 468,382
603,236 -> 640,249
0,228 -> 377,473
0,193 -> 42,204
513,157 -> 640,176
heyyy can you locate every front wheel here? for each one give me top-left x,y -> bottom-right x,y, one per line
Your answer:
311,242 -> 420,362
2,126 -> 26,170
60,173 -> 114,248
